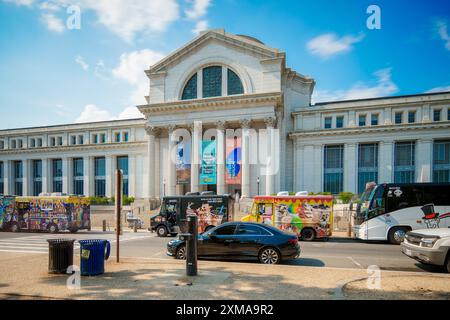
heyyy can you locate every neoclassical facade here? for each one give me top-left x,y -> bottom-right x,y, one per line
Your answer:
0,29 -> 449,202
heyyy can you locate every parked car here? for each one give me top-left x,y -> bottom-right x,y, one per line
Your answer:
401,228 -> 450,273
166,221 -> 301,264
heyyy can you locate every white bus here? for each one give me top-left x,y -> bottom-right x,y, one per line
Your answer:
353,183 -> 450,244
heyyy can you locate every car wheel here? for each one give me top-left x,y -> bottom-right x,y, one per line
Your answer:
10,222 -> 20,233
48,224 -> 59,234
156,225 -> 168,237
176,245 -> 186,260
388,227 -> 408,245
300,228 -> 315,241
259,247 -> 280,265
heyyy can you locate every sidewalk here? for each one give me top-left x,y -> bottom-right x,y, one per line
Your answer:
1,252 -> 449,300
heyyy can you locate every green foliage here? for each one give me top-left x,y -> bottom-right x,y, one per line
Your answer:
87,195 -> 135,206
338,192 -> 354,204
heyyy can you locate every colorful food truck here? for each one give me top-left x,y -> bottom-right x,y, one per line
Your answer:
242,195 -> 333,241
0,195 -> 91,233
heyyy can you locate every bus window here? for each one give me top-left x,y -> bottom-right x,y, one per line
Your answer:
423,186 -> 450,205
367,185 -> 386,219
386,186 -> 423,213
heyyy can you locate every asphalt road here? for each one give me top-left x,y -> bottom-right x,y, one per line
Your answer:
0,229 -> 443,273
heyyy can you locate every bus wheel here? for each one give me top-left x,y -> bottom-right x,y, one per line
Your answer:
300,228 -> 316,241
48,224 -> 59,234
156,225 -> 168,237
388,227 -> 408,245
69,228 -> 79,233
10,222 -> 20,233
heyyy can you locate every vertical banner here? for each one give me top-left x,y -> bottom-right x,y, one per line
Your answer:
225,136 -> 242,184
200,140 -> 216,185
176,141 -> 191,184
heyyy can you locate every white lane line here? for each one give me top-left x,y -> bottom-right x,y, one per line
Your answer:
0,249 -> 48,254
0,242 -> 49,247
347,256 -> 364,269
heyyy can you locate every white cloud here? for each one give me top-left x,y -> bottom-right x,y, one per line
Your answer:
426,85 -> 450,93
192,19 -> 208,35
118,106 -> 143,119
2,0 -> 35,6
40,13 -> 65,33
39,1 -> 60,11
94,59 -> 109,80
54,104 -> 71,117
307,33 -> 364,58
436,21 -> 450,51
185,0 -> 210,20
75,104 -> 114,123
312,68 -> 399,103
75,55 -> 89,71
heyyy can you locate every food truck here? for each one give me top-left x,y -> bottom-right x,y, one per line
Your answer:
0,195 -> 91,233
242,195 -> 333,241
150,192 -> 235,237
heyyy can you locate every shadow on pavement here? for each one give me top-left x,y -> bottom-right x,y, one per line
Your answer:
285,258 -> 326,267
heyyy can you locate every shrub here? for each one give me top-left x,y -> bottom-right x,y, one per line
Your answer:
338,192 -> 354,204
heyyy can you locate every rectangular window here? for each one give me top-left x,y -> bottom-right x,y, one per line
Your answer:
52,159 -> 63,193
37,138 -> 42,147
433,140 -> 450,183
395,112 -> 403,124
71,136 -> 77,145
78,135 -> 84,145
358,143 -> 378,193
115,132 -> 121,142
57,137 -> 63,146
14,161 -> 23,196
11,140 -> 16,149
0,161 -> 4,194
117,156 -> 129,196
18,140 -> 23,148
448,108 -> 450,121
73,158 -> 84,195
30,139 -> 35,148
94,157 -> 106,197
394,141 -> 415,183
32,160 -> 42,196
358,114 -> 366,127
101,134 -> 106,144
123,132 -> 129,142
324,145 -> 344,194
324,117 -> 332,129
371,114 -> 378,126
408,111 -> 416,123
50,137 -> 55,146
433,109 -> 441,122
336,116 -> 344,128
93,134 -> 98,144
202,66 -> 222,98
0,140 -> 4,149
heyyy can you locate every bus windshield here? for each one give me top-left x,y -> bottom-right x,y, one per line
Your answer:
354,182 -> 377,225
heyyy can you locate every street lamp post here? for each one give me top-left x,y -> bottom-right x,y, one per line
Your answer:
163,178 -> 166,197
257,177 -> 260,195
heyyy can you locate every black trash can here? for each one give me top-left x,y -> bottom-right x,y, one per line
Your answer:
47,239 -> 75,274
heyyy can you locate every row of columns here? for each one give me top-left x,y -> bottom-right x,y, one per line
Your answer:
146,117 -> 278,198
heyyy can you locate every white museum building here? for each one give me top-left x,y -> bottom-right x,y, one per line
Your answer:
0,29 -> 449,203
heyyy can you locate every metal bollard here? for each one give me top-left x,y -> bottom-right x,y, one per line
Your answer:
186,215 -> 198,276
102,220 -> 106,232
134,220 -> 138,233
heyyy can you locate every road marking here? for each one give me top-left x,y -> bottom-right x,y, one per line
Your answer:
347,256 -> 364,269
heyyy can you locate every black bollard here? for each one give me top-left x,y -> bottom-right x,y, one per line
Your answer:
186,215 -> 198,276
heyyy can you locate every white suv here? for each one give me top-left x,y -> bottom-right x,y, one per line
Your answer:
401,228 -> 450,273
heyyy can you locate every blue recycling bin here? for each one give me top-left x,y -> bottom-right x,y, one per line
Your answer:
78,239 -> 110,276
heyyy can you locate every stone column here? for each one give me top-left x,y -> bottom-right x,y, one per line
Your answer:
167,125 -> 177,196
240,119 -> 251,198
216,121 -> 226,195
22,159 -> 29,196
128,154 -> 136,197
83,156 -> 92,196
145,126 -> 159,198
344,143 -> 357,193
190,121 -> 202,193
41,158 -> 49,194
416,139 -> 433,182
3,160 -> 10,195
264,117 -> 276,195
313,145 -> 323,193
155,137 -> 161,197
379,140 -> 394,183
62,157 -> 72,195
105,155 -> 113,198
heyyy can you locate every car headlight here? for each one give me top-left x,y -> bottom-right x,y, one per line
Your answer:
420,237 -> 439,248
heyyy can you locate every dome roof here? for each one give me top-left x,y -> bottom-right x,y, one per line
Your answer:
236,34 -> 265,45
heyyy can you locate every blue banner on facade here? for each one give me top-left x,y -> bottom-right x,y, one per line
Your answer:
176,141 -> 191,185
200,140 -> 216,185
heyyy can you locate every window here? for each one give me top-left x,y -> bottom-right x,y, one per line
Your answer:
433,140 -> 450,183
94,157 -> 106,197
57,137 -> 63,146
394,141 -> 415,183
324,145 -> 344,194
358,143 -> 378,193
371,114 -> 378,126
395,112 -> 403,124
52,159 -> 63,192
336,116 -> 344,128
71,136 -> 77,145
423,185 -> 450,205
30,139 -> 35,148
50,137 -> 56,146
37,138 -> 42,147
237,224 -> 271,236
14,161 -> 23,196
123,132 -> 129,142
0,162 -> 4,194
32,160 -> 42,196
73,158 -> 84,195
408,111 -> 416,123
324,117 -> 332,129
433,109 -> 441,122
227,69 -> 244,95
448,108 -> 450,121
101,134 -> 106,144
213,224 -> 237,235
181,73 -> 197,100
11,140 -> 16,149
18,139 -> 23,148
93,134 -> 98,144
358,114 -> 366,127
115,132 -> 121,143
386,186 -> 423,213
202,66 -> 222,98
117,156 -> 129,196
78,135 -> 84,145
0,140 -> 4,149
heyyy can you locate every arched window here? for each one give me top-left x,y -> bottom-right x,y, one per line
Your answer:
181,65 -> 244,100
181,73 -> 197,100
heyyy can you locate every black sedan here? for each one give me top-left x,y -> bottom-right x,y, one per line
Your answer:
166,222 -> 300,264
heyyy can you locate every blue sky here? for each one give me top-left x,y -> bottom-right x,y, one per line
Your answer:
0,0 -> 449,129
